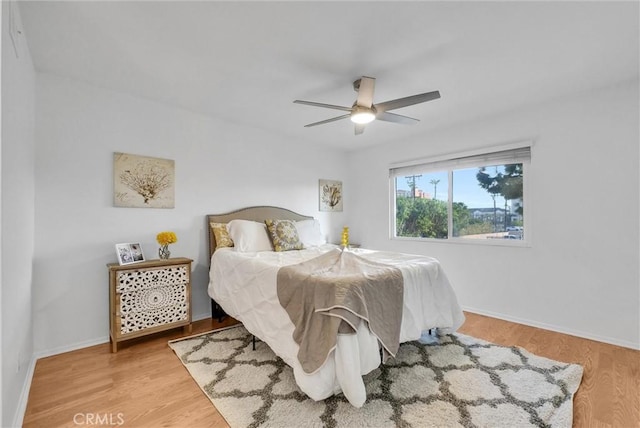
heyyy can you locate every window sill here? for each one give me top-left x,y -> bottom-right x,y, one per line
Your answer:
391,236 -> 531,248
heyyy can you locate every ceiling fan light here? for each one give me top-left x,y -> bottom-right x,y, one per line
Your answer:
350,110 -> 376,124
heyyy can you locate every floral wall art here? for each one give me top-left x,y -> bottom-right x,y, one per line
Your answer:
319,179 -> 343,212
113,152 -> 175,208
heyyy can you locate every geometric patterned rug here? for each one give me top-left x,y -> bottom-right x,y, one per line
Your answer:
169,325 -> 583,428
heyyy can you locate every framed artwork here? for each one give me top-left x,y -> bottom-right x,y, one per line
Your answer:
115,243 -> 145,265
114,152 -> 175,208
319,179 -> 343,212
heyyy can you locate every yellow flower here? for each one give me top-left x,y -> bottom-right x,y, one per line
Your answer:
156,231 -> 178,246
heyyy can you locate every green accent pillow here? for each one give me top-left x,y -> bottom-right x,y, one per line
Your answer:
265,219 -> 303,252
210,222 -> 234,250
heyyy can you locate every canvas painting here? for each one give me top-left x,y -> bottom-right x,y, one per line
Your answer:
319,179 -> 343,212
114,152 -> 175,208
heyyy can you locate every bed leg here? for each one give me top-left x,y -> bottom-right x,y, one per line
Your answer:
419,328 -> 439,344
252,335 -> 256,351
211,298 -> 227,323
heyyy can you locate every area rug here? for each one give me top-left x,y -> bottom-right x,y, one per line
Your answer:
169,325 -> 583,428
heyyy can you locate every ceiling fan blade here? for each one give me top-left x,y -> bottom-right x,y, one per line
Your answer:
355,76 -> 375,108
376,111 -> 420,125
304,114 -> 351,128
354,124 -> 366,135
294,100 -> 352,112
375,90 -> 441,112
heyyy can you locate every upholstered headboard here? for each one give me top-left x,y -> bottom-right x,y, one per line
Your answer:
206,206 -> 314,260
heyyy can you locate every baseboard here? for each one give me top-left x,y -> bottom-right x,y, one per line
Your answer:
12,354 -> 37,428
20,314 -> 212,425
34,335 -> 110,360
193,311 -> 211,322
462,306 -> 640,350
35,313 -> 212,359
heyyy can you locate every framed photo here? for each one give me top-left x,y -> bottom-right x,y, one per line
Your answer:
115,243 -> 145,265
319,179 -> 343,212
114,152 -> 175,208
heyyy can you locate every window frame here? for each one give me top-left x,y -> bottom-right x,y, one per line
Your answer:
389,142 -> 532,247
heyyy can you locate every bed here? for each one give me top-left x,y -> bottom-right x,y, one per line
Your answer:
206,206 -> 465,407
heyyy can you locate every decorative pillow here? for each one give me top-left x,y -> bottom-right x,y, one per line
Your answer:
210,222 -> 234,250
226,219 -> 273,252
295,219 -> 326,248
265,219 -> 304,252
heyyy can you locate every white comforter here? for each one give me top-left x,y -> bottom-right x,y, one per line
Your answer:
208,244 -> 465,407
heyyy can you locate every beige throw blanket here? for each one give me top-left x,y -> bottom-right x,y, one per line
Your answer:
277,248 -> 404,374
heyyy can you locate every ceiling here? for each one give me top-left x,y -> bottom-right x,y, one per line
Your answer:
17,1 -> 639,151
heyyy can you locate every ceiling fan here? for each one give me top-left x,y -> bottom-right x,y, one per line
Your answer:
293,76 -> 440,135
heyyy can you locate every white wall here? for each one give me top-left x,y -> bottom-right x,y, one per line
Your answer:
31,71 -> 640,357
1,2 -> 36,426
348,80 -> 639,349
33,73 -> 348,355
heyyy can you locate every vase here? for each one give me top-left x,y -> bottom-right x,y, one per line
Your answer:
158,245 -> 171,259
341,226 -> 349,247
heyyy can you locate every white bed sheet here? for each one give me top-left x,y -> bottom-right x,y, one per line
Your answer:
208,244 -> 465,407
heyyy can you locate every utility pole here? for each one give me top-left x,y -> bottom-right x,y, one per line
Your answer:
406,174 -> 422,198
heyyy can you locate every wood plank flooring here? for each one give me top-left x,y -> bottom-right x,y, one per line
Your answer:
23,312 -> 639,427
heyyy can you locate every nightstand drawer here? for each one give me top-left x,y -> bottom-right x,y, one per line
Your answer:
119,283 -> 189,334
120,303 -> 189,334
117,265 -> 188,293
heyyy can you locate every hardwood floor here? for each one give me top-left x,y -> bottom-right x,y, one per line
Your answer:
23,312 -> 639,427
457,313 -> 639,428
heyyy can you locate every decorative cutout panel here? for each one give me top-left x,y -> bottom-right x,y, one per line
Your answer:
117,266 -> 188,293
117,265 -> 189,334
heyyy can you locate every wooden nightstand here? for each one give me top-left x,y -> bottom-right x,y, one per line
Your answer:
107,257 -> 193,352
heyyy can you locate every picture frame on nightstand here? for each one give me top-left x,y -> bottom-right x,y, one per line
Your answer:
115,242 -> 145,265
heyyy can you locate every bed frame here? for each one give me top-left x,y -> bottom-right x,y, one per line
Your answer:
206,206 -> 314,320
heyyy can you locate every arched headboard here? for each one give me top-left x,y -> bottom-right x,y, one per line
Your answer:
206,206 -> 314,260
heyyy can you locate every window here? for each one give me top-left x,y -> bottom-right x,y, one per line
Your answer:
390,145 -> 530,243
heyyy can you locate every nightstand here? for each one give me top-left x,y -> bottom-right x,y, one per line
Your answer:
107,257 -> 193,352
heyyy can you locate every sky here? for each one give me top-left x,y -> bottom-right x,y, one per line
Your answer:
396,166 -> 513,209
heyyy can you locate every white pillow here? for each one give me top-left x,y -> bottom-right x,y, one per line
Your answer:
295,219 -> 326,248
226,219 -> 273,252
